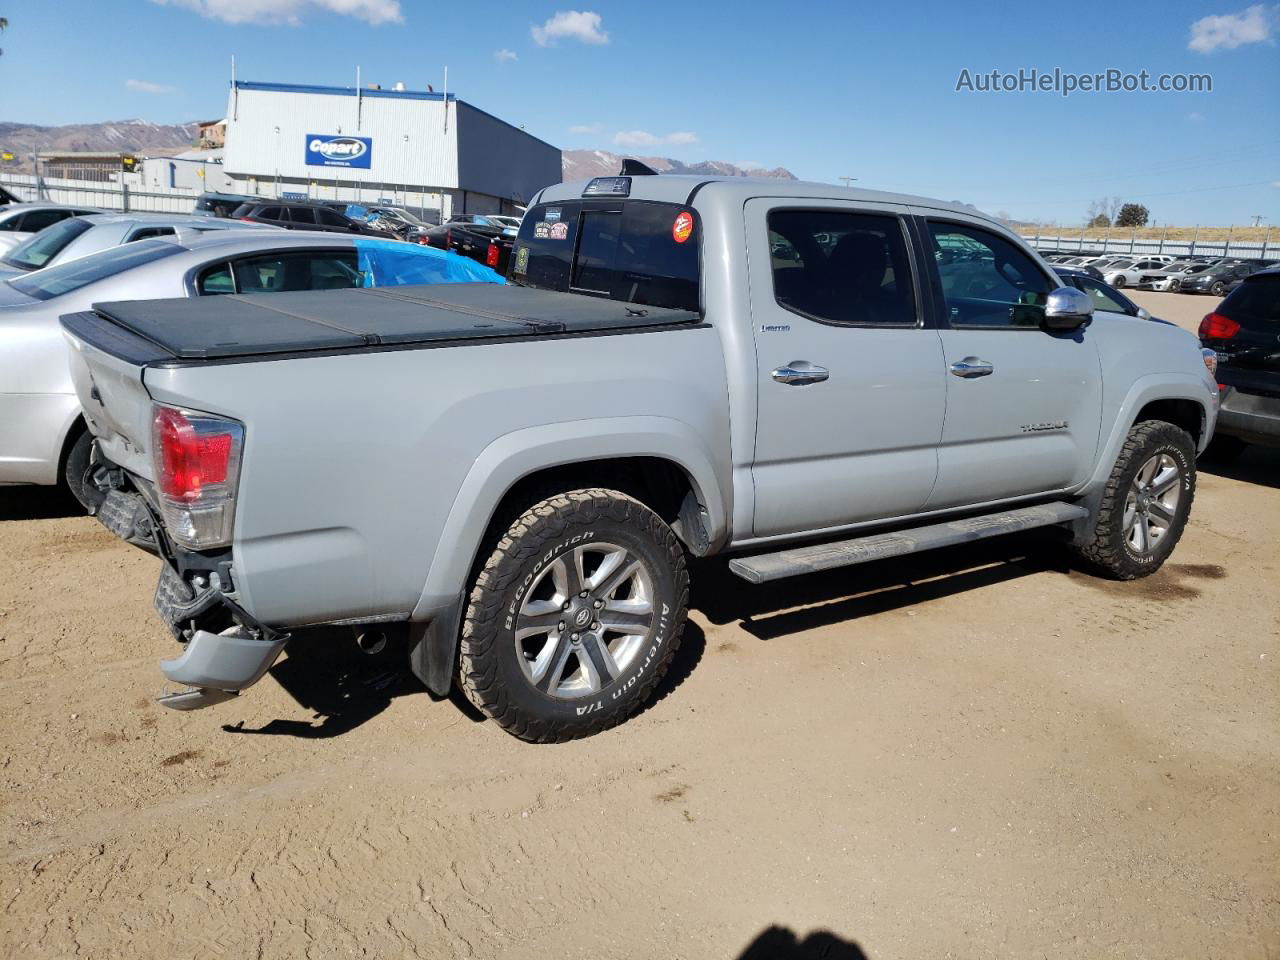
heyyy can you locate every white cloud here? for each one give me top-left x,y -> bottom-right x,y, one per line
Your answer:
126,79 -> 177,94
494,48 -> 518,63
1185,111 -> 1205,122
531,10 -> 608,46
1188,3 -> 1276,52
613,130 -> 699,147
150,0 -> 402,26
569,123 -> 603,135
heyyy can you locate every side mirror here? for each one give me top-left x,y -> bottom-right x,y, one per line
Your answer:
1136,307 -> 1151,321
1043,286 -> 1094,331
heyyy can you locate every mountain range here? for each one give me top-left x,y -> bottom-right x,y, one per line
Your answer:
0,120 -> 797,183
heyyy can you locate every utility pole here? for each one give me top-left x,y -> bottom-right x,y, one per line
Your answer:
838,176 -> 857,188
1250,214 -> 1264,228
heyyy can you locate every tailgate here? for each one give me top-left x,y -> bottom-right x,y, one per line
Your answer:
62,310 -> 161,480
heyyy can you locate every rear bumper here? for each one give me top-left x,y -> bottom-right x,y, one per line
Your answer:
1217,387 -> 1280,447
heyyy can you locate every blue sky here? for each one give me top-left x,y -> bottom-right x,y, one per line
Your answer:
2,0 -> 1277,225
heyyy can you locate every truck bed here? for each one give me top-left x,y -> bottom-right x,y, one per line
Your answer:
61,283 -> 701,365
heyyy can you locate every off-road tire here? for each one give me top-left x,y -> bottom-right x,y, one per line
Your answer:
1074,420 -> 1196,580
459,488 -> 688,742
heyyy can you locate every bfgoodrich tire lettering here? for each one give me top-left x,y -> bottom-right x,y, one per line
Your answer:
1074,420 -> 1196,579
459,488 -> 688,742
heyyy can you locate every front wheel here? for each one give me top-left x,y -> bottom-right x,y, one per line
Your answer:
1210,281 -> 1225,297
459,488 -> 688,742
1073,421 -> 1196,579
1111,275 -> 1126,288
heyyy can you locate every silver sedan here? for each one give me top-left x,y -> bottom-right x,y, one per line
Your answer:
0,230 -> 503,506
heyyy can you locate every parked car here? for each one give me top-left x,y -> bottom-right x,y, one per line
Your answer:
419,219 -> 514,272
1054,267 -> 1164,323
231,199 -> 383,235
192,192 -> 261,218
64,173 -> 1216,739
1198,267 -> 1280,459
1143,261 -> 1215,292
1101,258 -> 1170,289
0,202 -> 105,243
0,232 -> 502,508
0,213 -> 277,281
1181,261 -> 1261,297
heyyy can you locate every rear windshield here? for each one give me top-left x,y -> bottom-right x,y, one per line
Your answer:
2,216 -> 93,271
508,200 -> 700,312
1222,274 -> 1280,327
7,239 -> 182,301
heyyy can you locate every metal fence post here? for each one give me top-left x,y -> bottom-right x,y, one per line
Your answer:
1225,225 -> 1233,258
1190,225 -> 1198,258
121,183 -> 130,213
1263,226 -> 1271,261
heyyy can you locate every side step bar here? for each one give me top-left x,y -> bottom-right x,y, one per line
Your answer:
728,501 -> 1088,584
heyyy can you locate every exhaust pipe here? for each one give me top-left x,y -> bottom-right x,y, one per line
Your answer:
355,630 -> 387,656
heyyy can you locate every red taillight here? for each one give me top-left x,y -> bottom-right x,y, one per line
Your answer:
239,217 -> 256,223
485,242 -> 500,268
154,407 -> 234,502
445,229 -> 453,246
1198,312 -> 1240,340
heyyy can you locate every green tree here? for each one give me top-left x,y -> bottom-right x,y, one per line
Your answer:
1116,203 -> 1150,228
1087,213 -> 1111,229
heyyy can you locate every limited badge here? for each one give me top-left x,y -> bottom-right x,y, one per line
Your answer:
514,245 -> 530,275
672,211 -> 694,244
534,222 -> 550,239
549,221 -> 568,240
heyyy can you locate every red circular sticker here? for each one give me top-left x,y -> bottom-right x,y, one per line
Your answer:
672,211 -> 694,244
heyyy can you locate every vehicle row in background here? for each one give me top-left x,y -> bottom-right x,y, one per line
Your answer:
1044,251 -> 1274,295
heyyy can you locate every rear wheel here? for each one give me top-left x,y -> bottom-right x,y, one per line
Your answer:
459,488 -> 688,742
62,428 -> 102,512
1074,421 -> 1196,579
1167,279 -> 1180,292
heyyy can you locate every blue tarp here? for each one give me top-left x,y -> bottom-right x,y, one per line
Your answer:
354,237 -> 505,287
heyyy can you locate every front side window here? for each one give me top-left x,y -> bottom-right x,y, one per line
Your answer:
510,200 -> 699,312
766,209 -> 916,326
928,222 -> 1050,328
316,208 -> 348,228
231,250 -> 360,293
196,261 -> 235,295
288,206 -> 317,225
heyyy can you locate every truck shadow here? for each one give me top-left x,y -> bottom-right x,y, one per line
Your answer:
0,487 -> 85,522
1198,443 -> 1280,489
691,531 -> 1065,642
223,620 -> 707,739
736,925 -> 869,959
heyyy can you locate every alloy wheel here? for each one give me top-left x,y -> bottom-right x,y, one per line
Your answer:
1123,453 -> 1183,555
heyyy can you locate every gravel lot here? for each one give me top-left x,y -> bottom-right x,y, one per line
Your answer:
2,295 -> 1277,959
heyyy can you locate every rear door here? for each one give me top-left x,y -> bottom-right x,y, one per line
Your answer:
918,216 -> 1102,509
746,199 -> 946,537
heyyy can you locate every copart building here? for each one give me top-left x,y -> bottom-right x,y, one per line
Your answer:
220,80 -> 561,220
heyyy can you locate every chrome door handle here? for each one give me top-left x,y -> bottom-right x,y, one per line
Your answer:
772,361 -> 829,385
950,357 -> 994,378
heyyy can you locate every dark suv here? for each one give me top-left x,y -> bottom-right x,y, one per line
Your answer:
231,200 -> 381,236
1182,260 -> 1260,297
1200,267 -> 1280,459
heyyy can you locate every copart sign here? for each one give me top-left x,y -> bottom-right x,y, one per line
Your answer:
305,134 -> 373,169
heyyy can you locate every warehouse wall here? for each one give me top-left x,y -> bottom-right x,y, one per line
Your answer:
456,103 -> 562,206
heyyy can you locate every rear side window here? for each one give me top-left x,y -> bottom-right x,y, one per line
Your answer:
19,209 -> 74,232
7,239 -> 182,301
766,209 -> 917,326
256,206 -> 284,221
196,261 -> 235,295
1222,275 -> 1280,328
928,222 -> 1050,328
231,250 -> 360,292
128,226 -> 176,242
288,206 -> 317,225
510,200 -> 699,312
316,208 -> 348,228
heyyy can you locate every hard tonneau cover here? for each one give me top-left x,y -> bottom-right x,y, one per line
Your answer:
61,283 -> 700,364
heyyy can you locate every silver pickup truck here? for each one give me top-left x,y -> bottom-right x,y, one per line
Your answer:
62,172 -> 1219,741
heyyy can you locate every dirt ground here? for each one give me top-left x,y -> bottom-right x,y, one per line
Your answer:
2,328 -> 1278,958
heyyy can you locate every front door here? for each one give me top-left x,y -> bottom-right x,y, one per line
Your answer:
919,217 -> 1103,510
746,200 -> 947,538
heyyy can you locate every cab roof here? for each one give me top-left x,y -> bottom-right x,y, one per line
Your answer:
537,174 -> 1003,226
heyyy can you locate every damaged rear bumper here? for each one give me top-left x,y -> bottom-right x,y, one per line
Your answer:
153,564 -> 289,711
